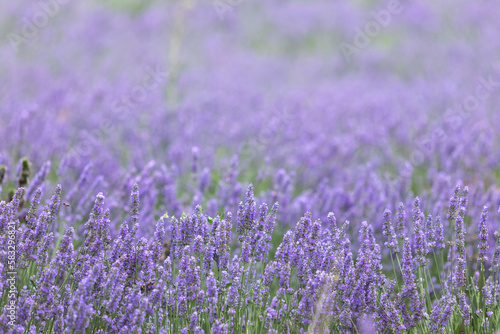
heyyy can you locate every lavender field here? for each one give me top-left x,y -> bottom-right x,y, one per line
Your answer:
1,0 -> 500,333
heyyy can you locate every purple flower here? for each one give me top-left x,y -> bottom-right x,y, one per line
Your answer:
237,184 -> 257,241
47,184 -> 62,222
458,186 -> 469,218
65,265 -> 101,333
382,209 -> 398,252
265,202 -> 279,236
457,291 -> 471,326
413,199 -> 427,267
435,215 -> 445,250
241,239 -> 252,263
263,261 -> 277,286
130,182 -> 140,225
396,202 -> 406,240
400,238 -> 417,295
152,217 -> 165,262
36,232 -> 54,267
25,188 -> 42,229
477,206 -> 489,265
429,292 -> 455,332
424,214 -> 436,248
447,184 -> 461,220
82,193 -> 106,256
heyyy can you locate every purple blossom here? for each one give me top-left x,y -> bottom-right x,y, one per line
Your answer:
396,202 -> 406,240
477,206 -> 489,265
382,209 -> 398,252
435,215 -> 445,250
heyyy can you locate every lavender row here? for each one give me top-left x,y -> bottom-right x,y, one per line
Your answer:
0,179 -> 499,333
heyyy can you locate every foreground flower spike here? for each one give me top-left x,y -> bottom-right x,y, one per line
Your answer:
25,187 -> 42,229
48,184 -> 62,222
152,217 -> 166,262
413,198 -> 427,266
82,193 -> 105,255
454,215 -> 467,289
237,184 -> 256,242
400,238 -> 417,297
458,291 -> 471,326
265,202 -> 279,236
130,182 -> 140,225
57,227 -> 75,268
478,206 -> 489,265
396,202 -> 406,240
430,291 -> 455,332
412,197 -> 423,224
455,214 -> 466,259
8,187 -> 25,220
459,186 -> 469,218
424,214 -> 436,248
435,215 -> 445,250
327,211 -> 337,234
447,184 -> 461,221
382,209 -> 398,252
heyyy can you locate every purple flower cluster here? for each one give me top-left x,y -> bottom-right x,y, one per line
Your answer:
0,181 -> 498,333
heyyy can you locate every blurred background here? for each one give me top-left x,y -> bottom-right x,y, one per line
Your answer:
1,0 -> 500,239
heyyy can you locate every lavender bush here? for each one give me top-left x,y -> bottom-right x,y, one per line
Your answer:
2,0 -> 500,332
1,178 -> 500,333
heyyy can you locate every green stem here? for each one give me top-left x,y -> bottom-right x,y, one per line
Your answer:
432,249 -> 444,292
390,251 -> 400,289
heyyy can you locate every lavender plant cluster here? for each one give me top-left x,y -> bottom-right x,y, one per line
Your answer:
1,0 -> 500,332
2,177 -> 500,333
